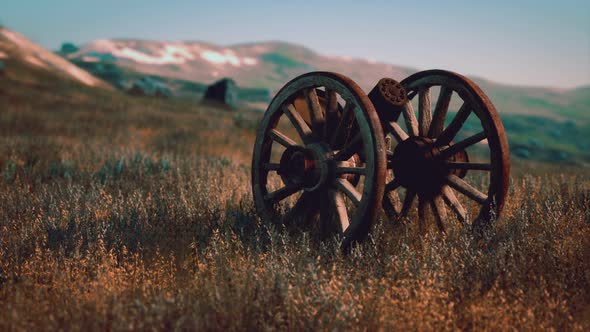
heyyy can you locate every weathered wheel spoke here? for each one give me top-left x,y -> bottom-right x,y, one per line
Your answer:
305,88 -> 324,134
283,192 -> 318,226
446,161 -> 491,171
418,87 -> 432,136
418,196 -> 427,229
324,88 -> 339,139
400,190 -> 416,218
263,163 -> 281,171
334,178 -> 362,206
440,131 -> 487,159
385,121 -> 409,143
385,135 -> 392,153
335,164 -> 366,175
330,102 -> 355,147
428,86 -> 453,138
318,190 -> 336,235
265,184 -> 302,203
325,88 -> 339,112
383,189 -> 402,219
330,189 -> 349,232
431,195 -> 447,232
402,100 -> 419,136
269,129 -> 297,147
446,174 -> 487,204
436,102 -> 471,146
283,104 -> 314,144
384,177 -> 401,193
442,185 -> 467,223
333,133 -> 362,161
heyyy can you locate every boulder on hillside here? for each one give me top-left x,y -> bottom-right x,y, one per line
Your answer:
60,42 -> 79,55
72,59 -> 123,86
203,78 -> 238,108
128,77 -> 172,98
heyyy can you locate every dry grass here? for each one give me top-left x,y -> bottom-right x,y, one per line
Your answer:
0,78 -> 589,331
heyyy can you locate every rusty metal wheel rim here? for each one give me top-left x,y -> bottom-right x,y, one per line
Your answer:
381,69 -> 510,231
252,72 -> 386,247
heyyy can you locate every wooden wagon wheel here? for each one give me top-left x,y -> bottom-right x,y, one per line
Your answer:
252,72 -> 387,247
380,70 -> 510,232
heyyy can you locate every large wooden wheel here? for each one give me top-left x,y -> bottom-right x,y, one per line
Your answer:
252,72 -> 387,247
381,70 -> 510,232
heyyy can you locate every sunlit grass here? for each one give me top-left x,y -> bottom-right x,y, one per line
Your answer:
0,81 -> 588,330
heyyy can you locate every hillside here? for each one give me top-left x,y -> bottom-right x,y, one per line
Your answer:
0,27 -> 110,89
67,39 -> 589,122
0,25 -> 587,165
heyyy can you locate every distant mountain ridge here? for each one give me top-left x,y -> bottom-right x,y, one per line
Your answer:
66,38 -> 589,124
65,39 -> 413,93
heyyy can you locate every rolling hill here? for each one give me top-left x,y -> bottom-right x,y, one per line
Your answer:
0,27 -> 111,89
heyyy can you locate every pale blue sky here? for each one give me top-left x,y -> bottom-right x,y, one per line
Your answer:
2,0 -> 589,88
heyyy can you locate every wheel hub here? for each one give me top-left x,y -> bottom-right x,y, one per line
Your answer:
391,137 -> 447,197
278,144 -> 331,192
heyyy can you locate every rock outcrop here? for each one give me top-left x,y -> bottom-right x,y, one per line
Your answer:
60,42 -> 79,55
128,77 -> 172,98
203,78 -> 238,108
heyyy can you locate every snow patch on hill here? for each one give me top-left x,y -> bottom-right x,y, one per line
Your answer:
116,46 -> 187,65
76,40 -> 258,67
201,49 -> 257,67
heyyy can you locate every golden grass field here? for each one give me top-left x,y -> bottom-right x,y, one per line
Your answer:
0,74 -> 589,331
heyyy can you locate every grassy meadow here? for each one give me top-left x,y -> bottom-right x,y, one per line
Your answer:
0,74 -> 589,331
